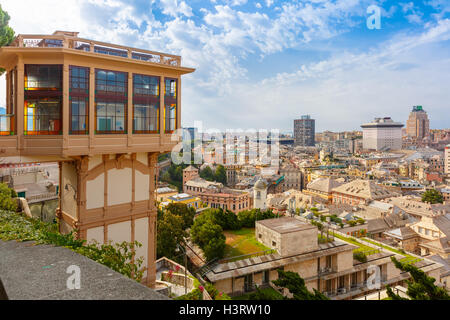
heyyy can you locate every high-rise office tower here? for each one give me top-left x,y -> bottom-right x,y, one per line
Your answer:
361,117 -> 404,151
294,115 -> 315,147
406,106 -> 430,139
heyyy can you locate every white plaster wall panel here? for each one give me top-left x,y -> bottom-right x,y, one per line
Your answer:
137,153 -> 148,166
88,155 -> 103,170
86,173 -> 104,210
86,226 -> 104,244
107,168 -> 132,206
61,162 -> 78,218
134,217 -> 149,277
108,221 -> 131,244
135,171 -> 150,201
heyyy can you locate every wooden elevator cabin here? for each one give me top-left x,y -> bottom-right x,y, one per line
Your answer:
0,31 -> 195,287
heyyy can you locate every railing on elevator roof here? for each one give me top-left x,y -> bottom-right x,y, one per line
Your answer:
9,32 -> 182,68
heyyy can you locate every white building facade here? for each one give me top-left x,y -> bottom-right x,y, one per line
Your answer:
361,117 -> 404,151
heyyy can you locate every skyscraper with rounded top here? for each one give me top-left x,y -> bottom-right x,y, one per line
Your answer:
406,105 -> 430,139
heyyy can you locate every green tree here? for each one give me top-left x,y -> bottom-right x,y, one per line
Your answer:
386,257 -> 450,300
247,286 -> 284,300
272,270 -> 329,300
203,236 -> 226,262
204,208 -> 241,230
0,183 -> 17,211
215,165 -> 227,184
162,163 -> 187,192
237,208 -> 276,228
422,189 -> 444,204
200,166 -> 215,181
0,5 -> 15,75
160,171 -> 171,184
157,211 -> 187,260
165,203 -> 196,230
190,213 -> 226,261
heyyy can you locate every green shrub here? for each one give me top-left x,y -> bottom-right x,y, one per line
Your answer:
330,215 -> 342,224
348,220 -> 357,227
311,220 -> 324,231
0,183 -> 17,212
76,241 -> 146,282
0,210 -> 145,282
176,288 -> 203,300
353,251 -> 367,263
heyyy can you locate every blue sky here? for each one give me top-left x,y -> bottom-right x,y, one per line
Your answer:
1,0 -> 449,133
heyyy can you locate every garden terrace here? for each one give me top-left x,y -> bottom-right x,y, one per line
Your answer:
222,228 -> 273,263
204,240 -> 355,283
332,232 -> 422,265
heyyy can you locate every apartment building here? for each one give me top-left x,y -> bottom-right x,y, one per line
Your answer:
294,115 -> 315,147
203,217 -> 442,299
331,179 -> 398,206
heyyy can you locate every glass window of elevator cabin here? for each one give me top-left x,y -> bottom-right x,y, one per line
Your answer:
24,65 -> 62,135
133,74 -> 159,133
95,69 -> 127,134
70,66 -> 89,134
164,78 -> 177,133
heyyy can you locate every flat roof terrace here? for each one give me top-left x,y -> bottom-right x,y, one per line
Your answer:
256,217 -> 316,234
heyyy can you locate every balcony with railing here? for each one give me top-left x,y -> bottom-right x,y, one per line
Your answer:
9,32 -> 182,68
324,275 -> 390,299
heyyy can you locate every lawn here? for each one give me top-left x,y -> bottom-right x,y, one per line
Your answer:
330,233 -> 422,264
332,232 -> 374,254
223,228 -> 270,261
361,238 -> 421,263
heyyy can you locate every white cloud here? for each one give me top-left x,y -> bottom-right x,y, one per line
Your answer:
159,0 -> 193,17
0,1 -> 449,132
400,1 -> 424,24
201,19 -> 450,131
